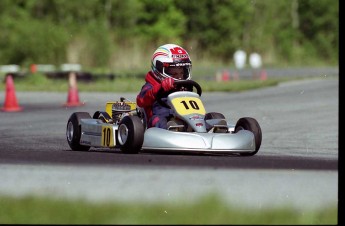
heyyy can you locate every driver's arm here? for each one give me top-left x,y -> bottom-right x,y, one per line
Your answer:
136,83 -> 160,108
137,78 -> 175,108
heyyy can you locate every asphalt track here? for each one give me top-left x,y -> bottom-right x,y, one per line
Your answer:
0,77 -> 339,211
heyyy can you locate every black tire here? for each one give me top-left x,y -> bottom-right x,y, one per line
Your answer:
235,117 -> 262,156
66,112 -> 91,151
205,112 -> 227,133
205,112 -> 225,120
137,107 -> 147,130
117,115 -> 144,154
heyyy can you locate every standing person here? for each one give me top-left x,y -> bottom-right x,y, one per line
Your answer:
136,44 -> 192,129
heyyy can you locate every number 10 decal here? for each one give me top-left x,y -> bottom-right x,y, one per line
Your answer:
180,100 -> 199,110
101,126 -> 114,147
172,97 -> 206,115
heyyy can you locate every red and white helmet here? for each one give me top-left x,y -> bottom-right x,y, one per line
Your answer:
151,44 -> 192,82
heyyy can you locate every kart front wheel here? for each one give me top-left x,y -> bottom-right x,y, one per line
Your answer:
118,116 -> 144,154
205,112 -> 225,120
66,112 -> 91,151
235,117 -> 262,156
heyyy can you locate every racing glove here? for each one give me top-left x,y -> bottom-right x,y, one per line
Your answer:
161,77 -> 175,92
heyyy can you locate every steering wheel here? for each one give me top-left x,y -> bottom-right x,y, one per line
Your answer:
156,80 -> 202,108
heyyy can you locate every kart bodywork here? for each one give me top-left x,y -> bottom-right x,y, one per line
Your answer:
66,80 -> 262,156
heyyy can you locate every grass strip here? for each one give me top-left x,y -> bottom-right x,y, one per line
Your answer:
0,194 -> 337,224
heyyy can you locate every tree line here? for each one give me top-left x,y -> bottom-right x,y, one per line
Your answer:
0,0 -> 338,72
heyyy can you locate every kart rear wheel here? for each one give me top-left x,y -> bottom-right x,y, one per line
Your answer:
137,107 -> 147,130
118,115 -> 144,154
235,117 -> 262,156
66,112 -> 91,151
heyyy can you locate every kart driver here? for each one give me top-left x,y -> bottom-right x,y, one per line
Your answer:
136,43 -> 193,129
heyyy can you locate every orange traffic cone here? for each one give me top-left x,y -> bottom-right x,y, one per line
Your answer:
1,74 -> 23,112
64,72 -> 84,107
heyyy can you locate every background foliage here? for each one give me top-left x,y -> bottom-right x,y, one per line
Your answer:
0,0 -> 339,73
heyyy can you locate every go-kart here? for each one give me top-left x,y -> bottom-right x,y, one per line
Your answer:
66,80 -> 262,156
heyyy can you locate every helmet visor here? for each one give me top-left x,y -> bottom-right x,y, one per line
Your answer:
163,62 -> 191,80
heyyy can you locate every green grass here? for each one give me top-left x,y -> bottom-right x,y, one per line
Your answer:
0,72 -> 291,93
0,194 -> 337,224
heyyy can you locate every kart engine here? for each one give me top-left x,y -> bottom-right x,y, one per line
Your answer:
111,101 -> 131,123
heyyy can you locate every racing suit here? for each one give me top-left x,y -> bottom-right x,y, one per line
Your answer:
136,71 -> 171,129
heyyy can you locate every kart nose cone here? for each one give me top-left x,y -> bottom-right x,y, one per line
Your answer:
142,128 -> 255,153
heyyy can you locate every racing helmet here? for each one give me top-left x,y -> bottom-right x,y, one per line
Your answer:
151,44 -> 192,82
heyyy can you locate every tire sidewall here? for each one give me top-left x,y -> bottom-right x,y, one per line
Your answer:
118,115 -> 144,153
235,117 -> 262,153
66,112 -> 91,151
